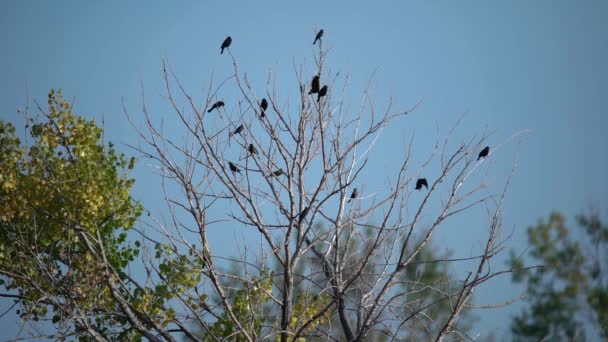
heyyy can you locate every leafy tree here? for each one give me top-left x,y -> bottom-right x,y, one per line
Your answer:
0,90 -> 144,340
509,211 -> 608,341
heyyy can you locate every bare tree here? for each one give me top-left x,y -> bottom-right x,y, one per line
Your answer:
122,33 -> 529,342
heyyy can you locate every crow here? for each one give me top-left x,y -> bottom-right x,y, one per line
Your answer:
415,178 -> 428,190
313,29 -> 323,45
308,75 -> 320,94
220,36 -> 232,54
348,188 -> 358,203
228,124 -> 243,147
228,161 -> 240,173
478,146 -> 490,160
317,85 -> 328,102
207,101 -> 224,113
298,206 -> 310,224
260,98 -> 268,117
272,169 -> 284,177
233,124 -> 244,135
248,143 -> 257,155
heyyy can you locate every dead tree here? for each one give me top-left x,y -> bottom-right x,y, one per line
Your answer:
123,33 -> 527,341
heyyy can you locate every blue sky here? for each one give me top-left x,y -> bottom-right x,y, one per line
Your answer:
1,1 -> 607,339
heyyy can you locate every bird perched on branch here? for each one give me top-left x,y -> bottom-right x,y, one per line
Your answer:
260,98 -> 268,117
272,169 -> 284,177
477,146 -> 490,161
207,101 -> 224,113
233,124 -> 244,136
313,29 -> 323,45
229,124 -> 243,145
228,161 -> 240,174
348,188 -> 358,203
228,124 -> 243,147
317,85 -> 328,102
308,75 -> 320,94
248,143 -> 257,155
220,36 -> 232,54
298,206 -> 310,224
415,178 -> 428,190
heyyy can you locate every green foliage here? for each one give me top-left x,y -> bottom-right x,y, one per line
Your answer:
129,243 -> 205,330
289,293 -> 331,340
509,212 -> 608,341
204,271 -> 273,341
0,90 -> 142,339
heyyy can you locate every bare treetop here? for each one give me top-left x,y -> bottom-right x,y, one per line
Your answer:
122,28 -> 525,341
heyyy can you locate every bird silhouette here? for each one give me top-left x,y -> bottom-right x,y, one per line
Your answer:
478,146 -> 490,160
348,188 -> 358,203
228,161 -> 240,173
207,101 -> 225,113
313,29 -> 324,45
248,143 -> 257,155
220,36 -> 232,54
233,124 -> 244,135
260,98 -> 268,117
415,178 -> 428,190
298,206 -> 310,224
317,85 -> 328,102
272,169 -> 284,177
308,75 -> 320,94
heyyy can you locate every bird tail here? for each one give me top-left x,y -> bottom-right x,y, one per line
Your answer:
207,108 -> 213,113
221,48 -> 224,54
477,156 -> 481,161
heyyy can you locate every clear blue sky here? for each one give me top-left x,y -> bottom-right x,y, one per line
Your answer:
1,1 -> 607,339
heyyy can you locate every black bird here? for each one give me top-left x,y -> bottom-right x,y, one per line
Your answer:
298,206 -> 310,224
260,98 -> 268,117
308,75 -> 320,94
272,168 -> 284,177
207,101 -> 225,113
228,161 -> 240,174
233,124 -> 244,135
477,146 -> 490,161
317,85 -> 328,102
348,188 -> 358,203
415,178 -> 428,190
248,143 -> 257,155
313,29 -> 324,45
220,36 -> 232,54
